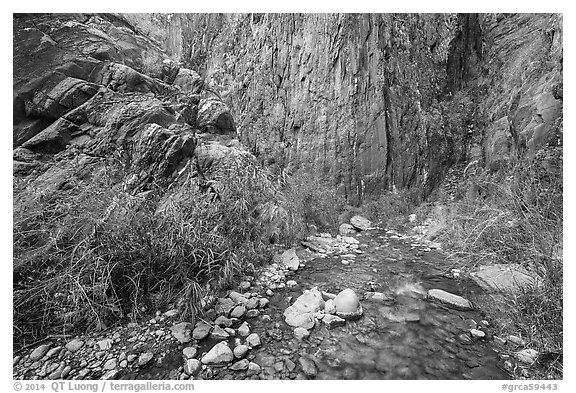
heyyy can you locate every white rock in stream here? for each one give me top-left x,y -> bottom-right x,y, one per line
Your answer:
334,288 -> 363,320
283,288 -> 325,329
427,289 -> 473,310
201,342 -> 234,364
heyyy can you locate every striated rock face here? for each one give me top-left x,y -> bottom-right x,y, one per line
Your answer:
128,13 -> 561,203
175,14 -> 459,203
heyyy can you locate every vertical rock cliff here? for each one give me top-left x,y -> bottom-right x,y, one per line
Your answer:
124,13 -> 561,204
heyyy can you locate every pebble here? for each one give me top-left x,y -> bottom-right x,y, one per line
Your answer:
184,359 -> 201,375
233,345 -> 249,359
13,356 -> 21,366
246,309 -> 260,318
246,333 -> 261,348
507,335 -> 527,346
238,322 -> 251,337
298,356 -> 317,377
119,360 -> 128,368
104,358 -> 117,370
183,347 -> 198,359
163,309 -> 179,318
427,289 -> 473,310
61,365 -> 71,378
285,358 -> 296,372
287,280 -> 298,288
246,298 -> 260,310
293,327 -> 310,340
230,359 -> 250,371
201,342 -> 234,364
214,316 -> 233,327
97,339 -> 113,350
210,326 -> 230,340
493,336 -> 507,346
247,362 -> 261,376
137,352 -> 154,366
192,322 -> 212,340
230,305 -> 247,318
29,344 -> 51,361
171,322 -> 193,344
266,289 -> 274,296
470,329 -> 486,339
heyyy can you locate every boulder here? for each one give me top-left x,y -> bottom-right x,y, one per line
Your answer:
210,326 -> 230,340
233,344 -> 249,359
228,291 -> 249,304
230,305 -> 247,319
173,68 -> 204,94
350,215 -> 372,231
214,315 -> 233,328
65,339 -> 84,353
184,359 -> 201,376
247,362 -> 261,376
137,352 -> 154,366
238,321 -> 251,337
215,297 -> 235,316
201,342 -> 234,365
301,235 -> 337,253
334,288 -> 363,320
293,327 -> 310,340
339,223 -> 357,235
324,299 -> 336,314
192,322 -> 212,340
171,322 -> 193,344
197,98 -> 236,135
470,264 -> 541,293
427,289 -> 473,311
246,333 -> 261,348
182,346 -> 197,359
274,248 -> 300,271
29,344 -> 51,361
283,288 -> 325,329
230,359 -> 250,371
322,314 -> 346,329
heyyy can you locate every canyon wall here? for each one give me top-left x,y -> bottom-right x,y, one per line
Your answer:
125,13 -> 562,204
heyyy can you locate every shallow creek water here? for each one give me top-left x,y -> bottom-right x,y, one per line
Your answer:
130,229 -> 509,380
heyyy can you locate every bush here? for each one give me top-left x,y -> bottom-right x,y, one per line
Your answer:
280,172 -> 347,234
13,157 -> 280,346
360,188 -> 422,229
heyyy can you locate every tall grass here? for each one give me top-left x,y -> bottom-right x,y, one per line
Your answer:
13,156 -> 285,347
435,149 -> 563,378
